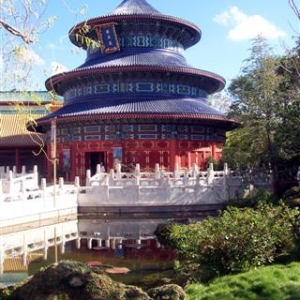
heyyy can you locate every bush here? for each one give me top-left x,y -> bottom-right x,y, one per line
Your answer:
168,204 -> 300,281
225,189 -> 276,209
282,186 -> 300,208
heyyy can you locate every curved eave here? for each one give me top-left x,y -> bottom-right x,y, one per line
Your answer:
69,14 -> 201,49
45,65 -> 225,95
31,113 -> 239,133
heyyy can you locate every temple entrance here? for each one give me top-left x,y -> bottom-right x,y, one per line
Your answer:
86,152 -> 106,175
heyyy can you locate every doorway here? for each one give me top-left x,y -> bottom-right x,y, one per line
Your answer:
86,152 -> 106,175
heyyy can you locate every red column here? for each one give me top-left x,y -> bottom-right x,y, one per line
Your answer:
211,142 -> 217,161
169,139 -> 178,171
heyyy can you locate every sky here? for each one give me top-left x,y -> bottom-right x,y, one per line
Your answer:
7,0 -> 300,91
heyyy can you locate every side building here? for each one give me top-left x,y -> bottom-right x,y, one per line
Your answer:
0,91 -> 61,176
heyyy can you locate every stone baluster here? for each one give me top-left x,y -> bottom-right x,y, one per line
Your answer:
59,177 -> 64,190
116,164 -> 122,180
12,166 -> 17,176
154,164 -> 160,179
5,166 -> 10,179
135,164 -> 140,186
96,164 -> 101,174
40,178 -> 47,203
21,165 -> 26,175
192,163 -> 199,178
224,163 -> 228,176
33,165 -> 38,188
0,167 -> 4,179
207,163 -> 214,184
8,170 -> 13,194
74,176 -> 80,188
86,169 -> 91,186
173,163 -> 179,178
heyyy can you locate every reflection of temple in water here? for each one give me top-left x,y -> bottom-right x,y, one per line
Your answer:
0,215 -> 184,283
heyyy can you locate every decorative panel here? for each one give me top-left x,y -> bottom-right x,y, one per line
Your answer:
139,124 -> 157,132
88,142 -> 99,149
157,141 -> 169,148
191,135 -> 204,140
141,141 -> 154,148
138,134 -> 158,139
191,126 -> 205,133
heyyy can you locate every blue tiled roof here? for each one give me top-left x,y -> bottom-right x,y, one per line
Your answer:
79,48 -> 192,69
108,0 -> 161,15
36,96 -> 224,122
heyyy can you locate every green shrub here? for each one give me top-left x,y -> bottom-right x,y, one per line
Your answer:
168,204 -> 300,281
225,189 -> 276,208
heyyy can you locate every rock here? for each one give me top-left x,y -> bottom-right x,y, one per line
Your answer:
0,260 -> 151,300
147,283 -> 186,300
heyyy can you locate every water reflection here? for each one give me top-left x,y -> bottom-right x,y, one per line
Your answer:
0,215 -> 200,286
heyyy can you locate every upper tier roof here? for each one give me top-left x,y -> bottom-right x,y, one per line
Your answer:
108,0 -> 162,15
69,0 -> 201,49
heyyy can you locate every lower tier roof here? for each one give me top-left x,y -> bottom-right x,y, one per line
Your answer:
33,96 -> 238,131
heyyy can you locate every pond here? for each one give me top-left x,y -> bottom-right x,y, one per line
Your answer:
0,215 -> 202,288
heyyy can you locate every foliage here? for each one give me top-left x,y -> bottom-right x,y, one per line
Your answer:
282,186 -> 300,208
225,189 -> 276,208
167,203 -> 300,281
0,0 -> 57,90
224,36 -> 300,188
185,262 -> 300,300
225,37 -> 284,170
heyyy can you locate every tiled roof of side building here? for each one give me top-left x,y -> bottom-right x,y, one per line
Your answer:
0,114 -> 46,146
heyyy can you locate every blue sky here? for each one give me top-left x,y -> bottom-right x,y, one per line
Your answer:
26,0 -> 300,90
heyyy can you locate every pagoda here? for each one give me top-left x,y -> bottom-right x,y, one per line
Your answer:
32,0 -> 238,182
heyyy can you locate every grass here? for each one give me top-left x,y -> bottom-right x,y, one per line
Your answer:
185,262 -> 300,300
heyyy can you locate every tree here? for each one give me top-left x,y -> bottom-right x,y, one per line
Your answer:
0,0 -> 59,91
289,0 -> 300,20
224,37 -> 284,180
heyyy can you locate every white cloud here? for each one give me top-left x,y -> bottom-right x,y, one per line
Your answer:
214,6 -> 286,41
51,61 -> 68,75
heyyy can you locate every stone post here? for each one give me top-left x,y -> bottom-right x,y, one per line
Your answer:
59,177 -> 64,190
116,163 -> 122,180
8,170 -> 13,194
154,164 -> 160,179
207,163 -> 214,184
173,163 -> 179,178
86,169 -> 91,186
74,176 -> 80,188
96,164 -> 101,174
33,165 -> 38,188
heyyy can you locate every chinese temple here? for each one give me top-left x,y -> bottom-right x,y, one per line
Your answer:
31,0 -> 238,182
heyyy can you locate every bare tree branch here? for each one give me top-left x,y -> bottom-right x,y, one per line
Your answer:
0,18 -> 33,44
289,0 -> 300,19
